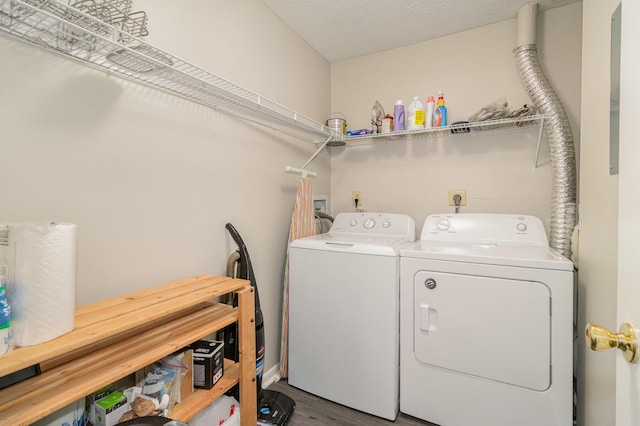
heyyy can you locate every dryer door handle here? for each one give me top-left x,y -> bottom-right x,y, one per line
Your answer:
420,304 -> 438,332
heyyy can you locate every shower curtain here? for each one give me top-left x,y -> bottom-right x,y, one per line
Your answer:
279,177 -> 315,378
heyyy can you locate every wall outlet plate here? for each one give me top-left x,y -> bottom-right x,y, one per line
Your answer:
448,190 -> 467,206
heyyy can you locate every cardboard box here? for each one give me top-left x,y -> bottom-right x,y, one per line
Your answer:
87,384 -> 117,425
179,349 -> 194,401
94,391 -> 128,426
189,340 -> 224,390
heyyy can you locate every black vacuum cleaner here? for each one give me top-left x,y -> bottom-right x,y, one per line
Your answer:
223,223 -> 295,426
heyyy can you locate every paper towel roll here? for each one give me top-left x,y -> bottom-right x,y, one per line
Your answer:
5,222 -> 77,347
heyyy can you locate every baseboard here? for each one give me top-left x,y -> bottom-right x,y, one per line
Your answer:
262,363 -> 282,389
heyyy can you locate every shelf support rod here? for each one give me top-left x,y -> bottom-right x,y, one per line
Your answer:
533,116 -> 545,173
284,135 -> 333,178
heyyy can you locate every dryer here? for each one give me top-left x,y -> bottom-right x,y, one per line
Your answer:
400,214 -> 574,426
288,212 -> 415,420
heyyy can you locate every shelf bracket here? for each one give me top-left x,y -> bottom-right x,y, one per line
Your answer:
284,135 -> 333,178
533,116 -> 546,173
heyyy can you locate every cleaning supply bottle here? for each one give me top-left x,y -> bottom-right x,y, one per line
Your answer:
0,269 -> 14,358
425,96 -> 435,129
407,96 -> 425,130
393,100 -> 405,132
434,90 -> 447,127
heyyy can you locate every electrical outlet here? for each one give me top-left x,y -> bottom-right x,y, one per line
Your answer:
352,190 -> 362,207
448,190 -> 467,206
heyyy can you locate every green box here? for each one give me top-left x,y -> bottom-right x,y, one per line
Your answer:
94,391 -> 128,426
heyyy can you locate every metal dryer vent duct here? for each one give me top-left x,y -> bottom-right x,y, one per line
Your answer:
514,3 -> 577,259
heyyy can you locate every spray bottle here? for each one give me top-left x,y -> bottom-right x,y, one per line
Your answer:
434,90 -> 447,127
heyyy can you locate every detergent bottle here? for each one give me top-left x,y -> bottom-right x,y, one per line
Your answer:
434,90 -> 447,127
407,96 -> 425,130
393,100 -> 405,132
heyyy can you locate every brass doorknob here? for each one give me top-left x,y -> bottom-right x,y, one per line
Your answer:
585,322 -> 638,363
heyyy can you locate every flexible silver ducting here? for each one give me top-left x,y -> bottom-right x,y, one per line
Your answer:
514,3 -> 576,258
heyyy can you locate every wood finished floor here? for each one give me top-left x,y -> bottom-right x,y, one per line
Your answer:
265,379 -> 437,426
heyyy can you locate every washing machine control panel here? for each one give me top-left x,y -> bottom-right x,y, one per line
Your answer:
420,213 -> 549,246
331,212 -> 416,239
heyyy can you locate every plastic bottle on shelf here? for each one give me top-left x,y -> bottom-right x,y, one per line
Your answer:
407,96 -> 425,130
434,90 -> 447,127
393,100 -> 405,132
0,270 -> 14,358
425,96 -> 435,129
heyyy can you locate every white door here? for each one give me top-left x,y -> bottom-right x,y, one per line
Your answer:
615,0 -> 640,424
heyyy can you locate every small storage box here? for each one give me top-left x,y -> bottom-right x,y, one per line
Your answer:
94,391 -> 128,426
189,340 -> 224,390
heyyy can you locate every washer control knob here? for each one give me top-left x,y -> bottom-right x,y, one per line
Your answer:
516,223 -> 528,232
363,218 -> 376,229
349,219 -> 358,227
436,218 -> 450,231
425,278 -> 437,290
382,220 -> 391,228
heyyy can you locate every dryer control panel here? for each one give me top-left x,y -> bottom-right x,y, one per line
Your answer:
420,213 -> 548,246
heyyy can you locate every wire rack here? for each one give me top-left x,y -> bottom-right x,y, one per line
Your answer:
0,0 -> 334,143
343,115 -> 547,147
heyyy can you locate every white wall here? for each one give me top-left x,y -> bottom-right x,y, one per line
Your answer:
0,0 -> 331,375
329,4 -> 582,237
578,1 -> 620,425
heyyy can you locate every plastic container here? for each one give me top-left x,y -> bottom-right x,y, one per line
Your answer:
434,90 -> 447,127
0,266 -> 13,358
326,112 -> 347,135
393,100 -> 405,132
425,96 -> 435,129
407,97 -> 425,130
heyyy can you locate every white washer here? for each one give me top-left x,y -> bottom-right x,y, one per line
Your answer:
288,212 -> 415,420
400,214 -> 574,426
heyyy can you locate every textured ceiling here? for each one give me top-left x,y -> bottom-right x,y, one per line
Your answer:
261,0 -> 581,63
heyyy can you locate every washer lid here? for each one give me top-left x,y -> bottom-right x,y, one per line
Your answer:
290,232 -> 410,256
400,240 -> 573,271
289,212 -> 415,256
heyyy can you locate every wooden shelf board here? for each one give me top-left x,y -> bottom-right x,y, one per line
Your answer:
0,274 -> 249,378
0,302 -> 238,425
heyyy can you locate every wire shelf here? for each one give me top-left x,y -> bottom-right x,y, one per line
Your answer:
343,115 -> 547,147
0,0 -> 334,143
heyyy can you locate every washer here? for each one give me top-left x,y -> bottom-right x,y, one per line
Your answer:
400,213 -> 574,426
288,212 -> 415,420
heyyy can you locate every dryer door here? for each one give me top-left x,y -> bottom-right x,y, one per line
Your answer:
413,269 -> 551,391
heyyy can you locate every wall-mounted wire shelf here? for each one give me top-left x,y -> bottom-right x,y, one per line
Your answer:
344,114 -> 547,172
344,115 -> 546,146
0,0 -> 337,144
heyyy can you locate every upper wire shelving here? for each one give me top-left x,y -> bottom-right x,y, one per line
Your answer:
344,115 -> 546,147
344,114 -> 547,172
0,0 -> 337,144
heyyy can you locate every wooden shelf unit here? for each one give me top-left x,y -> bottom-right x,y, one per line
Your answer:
0,274 -> 257,426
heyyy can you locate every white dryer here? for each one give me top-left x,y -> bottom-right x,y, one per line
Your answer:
288,212 -> 415,420
400,214 -> 574,426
